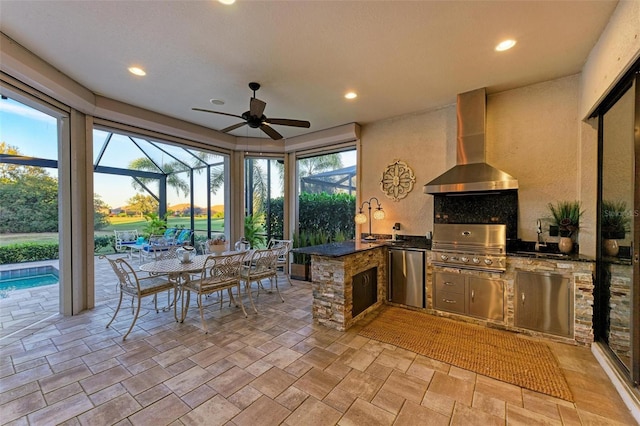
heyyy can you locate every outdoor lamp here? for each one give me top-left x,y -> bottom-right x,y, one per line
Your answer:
355,197 -> 385,240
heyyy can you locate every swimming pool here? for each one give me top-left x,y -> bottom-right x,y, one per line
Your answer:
0,265 -> 59,291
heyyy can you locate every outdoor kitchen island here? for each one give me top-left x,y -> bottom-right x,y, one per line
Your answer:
295,240 -> 596,347
293,240 -> 387,331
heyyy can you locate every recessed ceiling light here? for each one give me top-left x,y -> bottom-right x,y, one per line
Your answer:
210,99 -> 225,105
128,66 -> 146,76
218,0 -> 235,5
495,39 -> 516,52
345,92 -> 357,100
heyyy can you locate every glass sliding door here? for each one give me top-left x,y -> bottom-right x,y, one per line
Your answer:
0,93 -> 67,316
596,68 -> 639,385
295,148 -> 357,242
244,156 -> 284,247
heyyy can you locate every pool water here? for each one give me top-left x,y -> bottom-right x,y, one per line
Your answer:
0,274 -> 59,291
0,265 -> 59,292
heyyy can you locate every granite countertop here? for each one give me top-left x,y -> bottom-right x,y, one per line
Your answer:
292,238 -> 599,262
292,240 -> 385,257
291,237 -> 431,258
506,250 -> 595,263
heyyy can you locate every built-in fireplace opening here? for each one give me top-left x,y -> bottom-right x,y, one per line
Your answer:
352,267 -> 377,318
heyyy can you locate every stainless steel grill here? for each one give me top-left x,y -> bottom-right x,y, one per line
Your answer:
431,223 -> 506,272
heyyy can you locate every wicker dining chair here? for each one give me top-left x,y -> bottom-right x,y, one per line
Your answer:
267,238 -> 293,286
180,251 -> 251,333
102,255 -> 176,340
240,247 -> 284,306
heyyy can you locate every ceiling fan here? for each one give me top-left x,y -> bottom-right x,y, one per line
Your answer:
192,82 -> 311,140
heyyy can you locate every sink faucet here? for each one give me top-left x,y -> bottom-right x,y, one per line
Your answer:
535,219 -> 547,251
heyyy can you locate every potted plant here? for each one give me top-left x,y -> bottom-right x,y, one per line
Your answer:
601,200 -> 631,256
291,231 -> 311,281
547,201 -> 584,253
142,212 -> 167,240
244,214 -> 266,248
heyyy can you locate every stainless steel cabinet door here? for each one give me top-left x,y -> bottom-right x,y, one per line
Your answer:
388,249 -> 425,308
468,276 -> 504,321
515,271 -> 572,337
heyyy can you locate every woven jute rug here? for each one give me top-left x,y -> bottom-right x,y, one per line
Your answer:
358,306 -> 573,401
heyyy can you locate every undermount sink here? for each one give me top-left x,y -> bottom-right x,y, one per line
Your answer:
514,251 -> 569,258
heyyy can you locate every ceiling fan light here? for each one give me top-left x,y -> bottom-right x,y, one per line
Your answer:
128,66 -> 146,76
495,39 -> 516,52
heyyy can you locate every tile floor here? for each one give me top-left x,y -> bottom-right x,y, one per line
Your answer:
0,255 -> 637,425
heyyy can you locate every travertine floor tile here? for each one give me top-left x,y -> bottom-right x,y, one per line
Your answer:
284,396 -> 342,426
231,395 -> 291,426
450,403 -> 504,426
396,399 -> 450,426
335,369 -> 384,401
0,269 -> 636,426
250,367 -> 297,398
179,394 -> 240,426
293,367 -> 341,400
339,397 -> 396,426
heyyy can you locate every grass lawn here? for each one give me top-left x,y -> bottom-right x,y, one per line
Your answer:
0,217 -> 226,247
96,216 -> 225,235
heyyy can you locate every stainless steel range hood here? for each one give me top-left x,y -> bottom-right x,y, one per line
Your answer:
424,88 -> 518,194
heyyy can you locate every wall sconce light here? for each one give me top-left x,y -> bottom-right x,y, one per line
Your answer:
355,197 -> 385,240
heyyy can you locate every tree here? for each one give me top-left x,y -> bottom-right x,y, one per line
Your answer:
0,142 -> 50,182
128,157 -> 190,198
93,194 -> 111,230
0,171 -> 58,233
297,153 -> 343,178
0,143 -> 59,233
126,194 -> 158,217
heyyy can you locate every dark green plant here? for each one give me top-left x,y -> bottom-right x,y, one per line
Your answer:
602,200 -> 631,239
142,212 -> 167,239
292,230 -> 310,265
0,243 -> 59,263
244,213 -> 265,248
548,201 -> 584,237
94,235 -> 113,253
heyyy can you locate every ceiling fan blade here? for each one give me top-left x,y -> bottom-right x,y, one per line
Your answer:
220,122 -> 247,133
192,107 -> 244,120
265,118 -> 311,128
260,124 -> 283,140
250,98 -> 266,117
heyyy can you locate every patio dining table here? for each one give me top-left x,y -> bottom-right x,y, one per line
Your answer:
139,251 -> 247,321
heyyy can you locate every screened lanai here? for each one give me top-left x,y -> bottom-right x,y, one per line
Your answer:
93,127 -> 228,243
300,165 -> 356,195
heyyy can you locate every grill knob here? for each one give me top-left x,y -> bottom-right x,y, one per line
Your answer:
472,257 -> 480,264
440,254 -> 449,261
484,258 -> 493,265
461,256 -> 469,263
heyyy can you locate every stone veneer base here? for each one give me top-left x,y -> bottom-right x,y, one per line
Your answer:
309,246 -> 594,347
310,248 -> 386,331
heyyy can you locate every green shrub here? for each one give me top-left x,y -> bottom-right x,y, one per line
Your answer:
267,192 -> 356,241
94,235 -> 114,253
0,243 -> 59,264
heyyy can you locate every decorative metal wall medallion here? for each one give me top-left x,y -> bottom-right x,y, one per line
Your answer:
380,159 -> 415,201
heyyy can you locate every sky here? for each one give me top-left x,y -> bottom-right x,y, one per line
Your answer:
1,96 -> 356,210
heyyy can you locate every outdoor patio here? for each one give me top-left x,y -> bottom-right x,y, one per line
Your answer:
0,257 -> 636,425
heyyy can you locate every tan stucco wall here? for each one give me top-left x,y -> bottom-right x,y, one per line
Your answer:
580,0 -> 640,119
359,76 -> 591,250
359,105 -> 456,239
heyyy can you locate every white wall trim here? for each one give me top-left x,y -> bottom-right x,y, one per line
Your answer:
592,342 -> 640,424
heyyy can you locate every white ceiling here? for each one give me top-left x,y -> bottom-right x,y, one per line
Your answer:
0,0 -> 618,140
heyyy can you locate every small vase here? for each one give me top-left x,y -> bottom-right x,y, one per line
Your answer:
558,237 -> 573,254
603,239 -> 619,257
